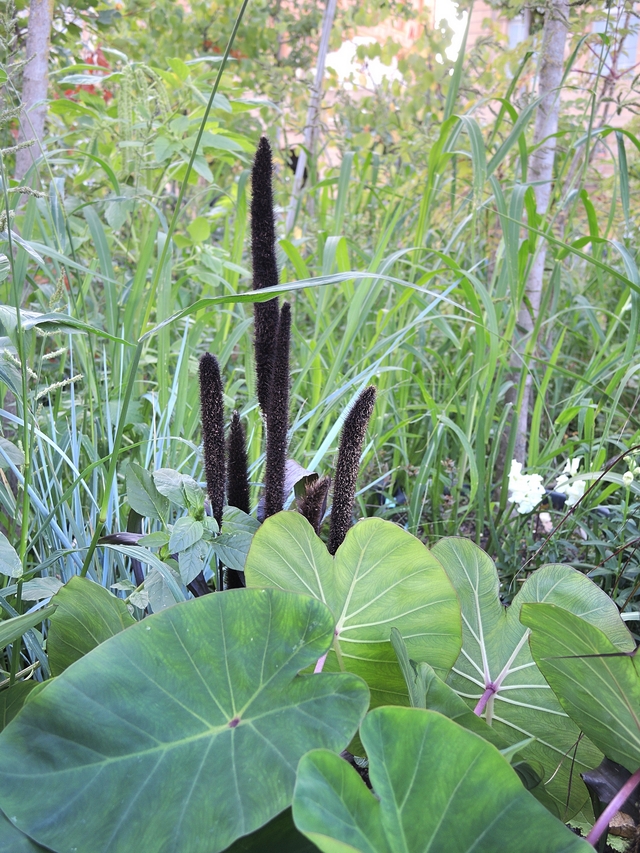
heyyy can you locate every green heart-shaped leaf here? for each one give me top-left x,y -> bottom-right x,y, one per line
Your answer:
0,588 -> 369,853
47,575 -> 135,675
391,627 -> 508,749
226,808 -> 318,852
292,707 -> 591,853
0,812 -> 47,852
0,681 -> 38,732
521,602 -> 640,773
432,537 -> 634,816
245,513 -> 461,706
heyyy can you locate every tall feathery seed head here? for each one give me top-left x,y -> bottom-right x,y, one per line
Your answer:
327,386 -> 377,555
251,136 -> 280,414
199,353 -> 226,530
227,410 -> 251,515
298,476 -> 331,535
264,301 -> 291,519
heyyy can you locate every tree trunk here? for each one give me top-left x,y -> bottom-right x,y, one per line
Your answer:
285,0 -> 337,233
14,0 -> 53,182
511,0 -> 570,464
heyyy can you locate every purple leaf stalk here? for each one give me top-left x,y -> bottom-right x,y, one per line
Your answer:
587,766 -> 640,847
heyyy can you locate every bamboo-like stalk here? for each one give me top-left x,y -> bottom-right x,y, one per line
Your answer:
14,0 -> 53,181
285,0 -> 338,232
510,0 -> 570,464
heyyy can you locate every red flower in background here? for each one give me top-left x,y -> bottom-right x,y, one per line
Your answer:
63,47 -> 113,103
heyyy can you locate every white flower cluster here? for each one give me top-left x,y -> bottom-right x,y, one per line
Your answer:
622,452 -> 640,487
508,461 -> 546,515
555,458 -> 586,508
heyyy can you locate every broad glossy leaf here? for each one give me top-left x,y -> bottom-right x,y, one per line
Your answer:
47,576 -> 135,675
168,516 -> 203,553
211,533 -> 253,573
432,537 -> 634,816
0,812 -> 47,852
213,507 -> 260,574
391,626 -> 507,748
21,577 -> 63,600
246,513 -> 461,706
521,602 -> 640,773
223,506 -> 261,537
0,681 -> 38,732
0,588 -> 369,853
292,707 -> 591,853
145,564 -> 183,611
226,809 -> 317,852
178,538 -> 209,584
126,461 -> 169,521
153,467 -> 190,505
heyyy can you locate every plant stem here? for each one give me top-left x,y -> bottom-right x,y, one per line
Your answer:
14,0 -> 53,180
510,0 -> 569,465
586,766 -> 640,847
474,684 -> 497,716
314,630 -> 340,673
285,0 -> 338,232
314,652 -> 328,674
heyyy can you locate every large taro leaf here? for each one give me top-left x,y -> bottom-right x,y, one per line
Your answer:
47,575 -> 136,675
0,812 -> 47,852
226,809 -> 317,853
431,537 -> 635,817
521,603 -> 640,774
0,681 -> 38,732
245,513 -> 461,706
391,627 -> 508,749
0,588 -> 369,853
292,707 -> 591,853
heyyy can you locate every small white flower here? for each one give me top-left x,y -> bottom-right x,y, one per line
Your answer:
623,470 -> 634,487
508,460 -> 546,514
555,457 -> 586,508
